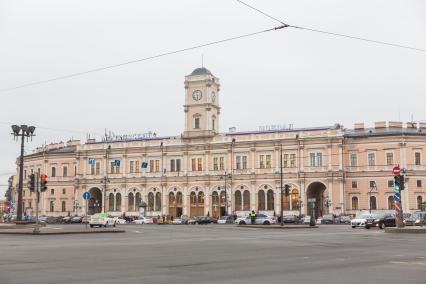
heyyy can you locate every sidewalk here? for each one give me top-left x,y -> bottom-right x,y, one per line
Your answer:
238,224 -> 318,229
385,227 -> 426,234
0,224 -> 125,235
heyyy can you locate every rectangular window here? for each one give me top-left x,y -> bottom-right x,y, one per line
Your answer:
290,154 -> 296,168
417,180 -> 422,188
351,181 -> 358,189
197,158 -> 202,171
310,152 -> 323,167
368,153 -> 376,166
90,164 -> 95,175
130,161 -> 135,173
236,156 -> 241,170
260,155 -> 265,169
135,160 -> 140,173
111,162 -> 115,174
62,188 -> 66,194
95,162 -> 100,175
265,155 -> 271,168
243,156 -> 248,169
386,153 -> 394,166
170,159 -> 176,172
176,159 -> 181,172
219,157 -> 224,170
149,160 -> 154,173
213,157 -> 218,171
63,166 -> 68,177
350,153 -> 357,167
415,152 -> 421,166
191,158 -> 196,171
369,181 -> 376,189
155,160 -> 160,172
388,180 -> 394,188
283,154 -> 289,168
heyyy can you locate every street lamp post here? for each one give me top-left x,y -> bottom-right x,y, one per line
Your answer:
280,144 -> 284,226
11,124 -> 36,221
103,145 -> 111,213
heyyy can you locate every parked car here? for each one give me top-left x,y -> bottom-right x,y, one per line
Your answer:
316,217 -> 323,224
71,216 -> 82,223
195,216 -> 216,224
172,218 -> 182,224
38,216 -> 48,222
114,217 -> 127,224
187,217 -> 197,225
365,213 -> 396,229
339,215 -> 351,224
89,213 -> 116,228
82,216 -> 91,224
283,215 -> 298,223
351,214 -> 372,228
302,216 -> 313,225
61,216 -> 72,224
132,217 -> 154,224
321,214 -> 335,224
217,216 -> 234,224
235,214 -> 276,225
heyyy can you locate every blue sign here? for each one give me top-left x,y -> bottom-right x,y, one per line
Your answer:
114,160 -> 121,167
141,162 -> 148,169
83,192 -> 91,201
394,193 -> 401,202
88,158 -> 96,165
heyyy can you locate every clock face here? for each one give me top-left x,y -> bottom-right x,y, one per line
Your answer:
192,90 -> 202,101
211,92 -> 216,103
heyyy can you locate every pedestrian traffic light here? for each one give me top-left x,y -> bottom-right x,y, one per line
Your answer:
284,184 -> 290,196
40,174 -> 48,192
29,174 -> 35,192
394,175 -> 401,191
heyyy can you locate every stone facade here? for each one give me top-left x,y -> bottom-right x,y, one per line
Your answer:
16,68 -> 426,218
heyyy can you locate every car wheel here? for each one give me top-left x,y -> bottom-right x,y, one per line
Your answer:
239,221 -> 246,225
113,222 -> 116,227
351,226 -> 356,228
263,221 -> 270,225
380,223 -> 385,229
365,226 -> 370,229
90,225 -> 94,228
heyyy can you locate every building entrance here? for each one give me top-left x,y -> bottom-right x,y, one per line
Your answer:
306,182 -> 326,218
88,187 -> 102,215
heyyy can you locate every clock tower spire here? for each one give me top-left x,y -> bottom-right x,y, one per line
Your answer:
183,67 -> 220,139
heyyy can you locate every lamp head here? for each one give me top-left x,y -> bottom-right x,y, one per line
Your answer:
28,126 -> 36,135
20,125 -> 28,133
11,125 -> 20,135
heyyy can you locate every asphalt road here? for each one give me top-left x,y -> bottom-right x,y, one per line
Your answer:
0,224 -> 425,284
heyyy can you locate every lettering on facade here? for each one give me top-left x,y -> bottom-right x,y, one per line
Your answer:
102,131 -> 157,142
258,124 -> 294,132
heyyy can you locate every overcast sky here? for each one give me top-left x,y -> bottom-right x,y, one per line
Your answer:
1,0 -> 425,197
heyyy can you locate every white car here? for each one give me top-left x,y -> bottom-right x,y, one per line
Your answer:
235,214 -> 276,225
114,217 -> 127,224
217,216 -> 234,224
133,217 -> 154,224
351,214 -> 372,228
172,218 -> 182,224
89,213 -> 116,228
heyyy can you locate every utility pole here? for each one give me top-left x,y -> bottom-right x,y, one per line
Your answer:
104,145 -> 111,213
11,125 -> 36,222
280,144 -> 284,226
224,172 -> 228,216
33,173 -> 40,234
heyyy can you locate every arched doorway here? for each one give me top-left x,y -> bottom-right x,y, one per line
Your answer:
212,191 -> 220,217
306,182 -> 326,218
88,187 -> 102,215
169,192 -> 176,217
176,192 -> 183,217
190,190 -> 204,217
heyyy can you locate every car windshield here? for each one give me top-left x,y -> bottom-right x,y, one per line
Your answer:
359,214 -> 372,219
220,216 -> 228,220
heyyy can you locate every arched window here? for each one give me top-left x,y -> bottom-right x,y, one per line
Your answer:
351,196 -> 359,210
190,192 -> 197,206
283,190 -> 290,211
50,201 -> 55,212
258,190 -> 265,211
212,115 -> 216,130
198,191 -> 205,205
169,192 -> 176,206
51,167 -> 56,177
291,189 -> 300,210
61,201 -> 66,212
267,189 -> 274,210
417,196 -> 423,210
234,190 -> 242,211
116,193 -> 122,211
155,192 -> 161,211
243,190 -> 250,211
388,196 -> 395,210
220,191 -> 226,206
193,114 -> 201,129
176,192 -> 183,206
148,192 -> 154,211
128,192 -> 134,211
370,196 -> 377,210
135,192 -> 141,208
109,193 -> 114,211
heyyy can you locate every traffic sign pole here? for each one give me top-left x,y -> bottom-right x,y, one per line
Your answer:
33,173 -> 40,234
83,192 -> 90,229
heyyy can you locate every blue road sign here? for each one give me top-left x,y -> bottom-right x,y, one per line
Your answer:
114,160 -> 121,167
141,162 -> 148,168
83,191 -> 91,201
394,193 -> 401,202
88,158 -> 96,165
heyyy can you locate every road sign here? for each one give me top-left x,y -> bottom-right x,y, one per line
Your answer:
394,192 -> 401,201
88,158 -> 96,165
392,166 -> 401,175
83,192 -> 91,201
308,198 -> 316,202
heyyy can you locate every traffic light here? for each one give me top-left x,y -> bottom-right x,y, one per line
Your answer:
284,184 -> 290,196
394,175 -> 400,191
29,174 -> 35,192
400,175 -> 405,191
40,174 -> 48,192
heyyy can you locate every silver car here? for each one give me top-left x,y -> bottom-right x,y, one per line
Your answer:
235,214 -> 276,225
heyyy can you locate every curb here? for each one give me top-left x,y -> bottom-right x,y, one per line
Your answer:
237,225 -> 318,229
385,227 -> 426,234
0,229 -> 126,235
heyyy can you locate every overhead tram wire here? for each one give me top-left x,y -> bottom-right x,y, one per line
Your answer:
0,25 -> 287,93
236,0 -> 426,53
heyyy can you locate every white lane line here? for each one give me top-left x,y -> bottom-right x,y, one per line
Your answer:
133,231 -> 141,233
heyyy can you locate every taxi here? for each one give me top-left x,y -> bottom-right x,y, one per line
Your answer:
89,213 -> 116,228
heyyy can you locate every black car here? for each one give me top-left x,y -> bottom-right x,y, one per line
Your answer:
365,213 -> 396,229
195,216 -> 216,224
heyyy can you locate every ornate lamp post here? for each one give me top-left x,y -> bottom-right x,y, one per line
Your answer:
11,124 -> 36,221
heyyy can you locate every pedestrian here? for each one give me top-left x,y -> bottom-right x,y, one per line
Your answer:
250,210 -> 256,225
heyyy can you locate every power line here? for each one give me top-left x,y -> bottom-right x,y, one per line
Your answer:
236,0 -> 426,52
0,25 -> 287,93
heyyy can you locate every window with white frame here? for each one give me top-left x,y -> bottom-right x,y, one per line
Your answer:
417,180 -> 422,188
309,152 -> 323,167
193,114 -> 201,129
63,166 -> 68,177
170,159 -> 181,172
368,152 -> 376,166
283,153 -> 296,168
415,151 -> 422,166
213,157 -> 225,171
236,155 -> 248,170
350,153 -> 357,167
386,152 -> 394,166
259,154 -> 272,169
351,181 -> 358,189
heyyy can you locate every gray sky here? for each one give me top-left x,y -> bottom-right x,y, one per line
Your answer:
1,0 -> 425,197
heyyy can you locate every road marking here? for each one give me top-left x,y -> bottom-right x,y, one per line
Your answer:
133,231 -> 141,233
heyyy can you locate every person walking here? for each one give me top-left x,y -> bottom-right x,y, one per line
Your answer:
250,210 -> 256,225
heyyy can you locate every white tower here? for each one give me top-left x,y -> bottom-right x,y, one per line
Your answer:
183,67 -> 221,139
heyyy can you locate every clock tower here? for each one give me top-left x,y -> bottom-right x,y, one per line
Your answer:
183,67 -> 221,139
